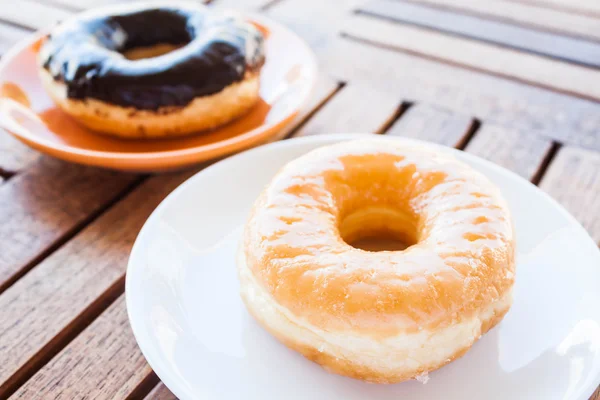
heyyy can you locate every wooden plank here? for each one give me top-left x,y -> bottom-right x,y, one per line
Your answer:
342,13 -> 600,101
507,0 -> 600,18
36,0 -> 120,10
325,36 -> 600,152
0,72 -> 364,399
0,0 -> 72,30
266,0 -> 361,55
267,0 -> 600,151
274,73 -> 341,140
0,72 -> 335,399
324,40 -> 600,150
0,131 -> 41,174
539,146 -> 600,243
386,104 -> 552,179
292,82 -> 400,137
0,23 -> 29,54
464,124 -> 554,180
0,170 -> 192,397
385,103 -> 553,180
400,0 -> 600,42
145,383 -> 177,400
210,0 -> 273,11
9,296 -> 156,400
385,103 -> 474,147
359,0 -> 600,68
0,158 -> 138,292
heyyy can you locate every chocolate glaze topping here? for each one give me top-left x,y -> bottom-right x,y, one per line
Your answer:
39,4 -> 265,110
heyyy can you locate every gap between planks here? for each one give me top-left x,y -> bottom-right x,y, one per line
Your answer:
385,102 -> 481,150
2,92 -> 591,398
343,11 -> 600,103
9,295 -> 157,400
538,145 -> 600,242
329,35 -> 600,151
0,74 -> 339,396
0,0 -> 596,396
0,170 -> 194,399
530,141 -> 562,185
0,163 -> 145,295
144,382 -> 177,400
358,0 -> 600,69
395,0 -> 600,43
0,71 -> 340,399
0,276 -> 125,398
267,0 -> 600,152
291,81 -> 403,137
385,103 -> 555,181
387,103 -> 600,244
280,75 -> 343,139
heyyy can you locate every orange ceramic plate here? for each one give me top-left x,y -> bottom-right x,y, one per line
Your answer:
0,13 -> 317,172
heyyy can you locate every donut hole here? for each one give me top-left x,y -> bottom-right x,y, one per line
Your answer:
122,43 -> 186,60
339,207 -> 419,252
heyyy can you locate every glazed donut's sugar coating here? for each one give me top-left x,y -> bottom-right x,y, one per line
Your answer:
239,138 -> 515,382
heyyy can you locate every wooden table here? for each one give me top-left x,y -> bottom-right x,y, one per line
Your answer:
1,0 -> 599,398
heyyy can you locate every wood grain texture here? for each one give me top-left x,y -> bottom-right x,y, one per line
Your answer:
0,170 -> 192,397
0,131 -> 41,174
0,71 -> 338,398
292,83 -> 400,136
0,158 -> 138,292
267,0 -> 600,151
36,0 -> 120,9
589,386 -> 600,400
0,1 -> 596,399
539,146 -> 600,243
400,0 -> 600,42
360,0 -> 600,69
385,104 -> 474,147
0,23 -> 29,54
464,124 -> 553,180
343,13 -> 600,101
9,295 -> 154,400
145,383 -> 177,400
0,0 -> 71,30
385,104 -> 553,180
210,0 -> 273,10
275,74 -> 340,139
266,0 -> 360,55
325,38 -> 600,151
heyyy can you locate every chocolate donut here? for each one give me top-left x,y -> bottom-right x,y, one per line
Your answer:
38,2 -> 266,138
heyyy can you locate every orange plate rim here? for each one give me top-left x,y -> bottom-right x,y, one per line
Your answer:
0,12 -> 318,170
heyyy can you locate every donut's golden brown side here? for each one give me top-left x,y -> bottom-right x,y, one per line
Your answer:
39,69 -> 260,139
239,250 -> 512,383
239,139 -> 515,383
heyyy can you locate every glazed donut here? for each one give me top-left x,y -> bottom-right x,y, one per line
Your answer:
239,138 -> 515,383
38,2 -> 265,138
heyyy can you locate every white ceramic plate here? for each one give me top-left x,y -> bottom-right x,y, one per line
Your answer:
126,134 -> 600,400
